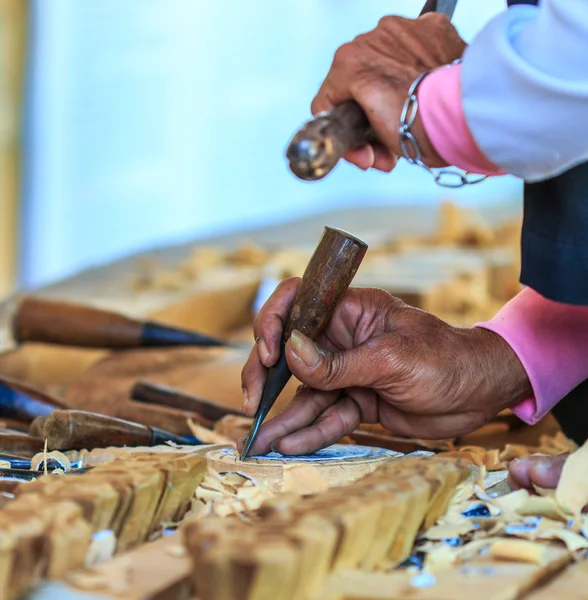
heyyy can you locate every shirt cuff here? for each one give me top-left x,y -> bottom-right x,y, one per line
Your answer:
417,63 -> 505,176
474,287 -> 588,425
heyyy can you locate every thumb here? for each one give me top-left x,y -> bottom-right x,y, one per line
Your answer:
285,329 -> 384,391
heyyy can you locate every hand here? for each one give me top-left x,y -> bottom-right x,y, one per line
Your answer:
239,279 -> 532,456
508,455 -> 568,491
312,13 -> 466,172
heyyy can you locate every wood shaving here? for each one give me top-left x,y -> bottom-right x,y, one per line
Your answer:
281,464 -> 330,495
190,471 -> 274,519
187,419 -> 233,445
556,438 -> 588,515
0,462 -> 10,469
424,545 -> 458,573
490,539 -> 545,564
537,529 -> 588,552
164,544 -> 187,558
68,556 -> 133,593
31,449 -> 72,472
85,530 -> 117,568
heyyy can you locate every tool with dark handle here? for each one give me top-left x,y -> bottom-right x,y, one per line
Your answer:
12,297 -> 233,349
0,375 -> 65,423
286,0 -> 458,181
240,226 -> 368,460
0,433 -> 44,458
43,409 -> 204,451
28,416 -> 46,438
131,381 -> 243,423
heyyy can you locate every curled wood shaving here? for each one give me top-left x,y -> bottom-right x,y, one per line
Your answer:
555,438 -> 588,515
190,471 -> 274,519
31,449 -> 72,472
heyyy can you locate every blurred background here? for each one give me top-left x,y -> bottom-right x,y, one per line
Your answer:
1,0 -> 521,296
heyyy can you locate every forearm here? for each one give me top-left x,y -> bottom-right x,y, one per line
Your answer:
475,288 -> 588,424
418,0 -> 588,181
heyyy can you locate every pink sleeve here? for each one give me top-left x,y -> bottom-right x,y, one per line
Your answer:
475,288 -> 588,424
417,63 -> 505,176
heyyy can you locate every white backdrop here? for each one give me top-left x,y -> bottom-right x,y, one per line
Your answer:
21,0 -> 521,288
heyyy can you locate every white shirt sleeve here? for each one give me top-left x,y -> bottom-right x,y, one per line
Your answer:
461,0 -> 588,182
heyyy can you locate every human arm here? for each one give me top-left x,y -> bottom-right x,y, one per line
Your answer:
316,1 -> 588,181
475,287 -> 588,424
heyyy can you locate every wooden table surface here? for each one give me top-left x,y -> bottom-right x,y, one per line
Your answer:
0,202 -> 519,352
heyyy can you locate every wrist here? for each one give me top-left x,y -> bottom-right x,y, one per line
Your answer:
460,327 -> 533,418
412,108 -> 447,168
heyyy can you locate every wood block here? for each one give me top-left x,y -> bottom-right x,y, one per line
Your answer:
87,466 -> 165,552
317,543 -> 570,600
525,557 -> 588,599
65,532 -> 193,600
205,445 -> 400,486
3,497 -> 92,579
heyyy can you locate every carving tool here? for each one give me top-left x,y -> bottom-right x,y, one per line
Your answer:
43,409 -> 204,450
0,433 -> 44,458
0,374 -> 66,423
286,0 -> 458,181
240,226 -> 367,460
130,381 -> 243,423
12,296 -> 236,349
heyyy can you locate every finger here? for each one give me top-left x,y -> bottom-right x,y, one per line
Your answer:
527,455 -> 567,489
238,386 -> 340,456
371,144 -> 398,172
507,458 -> 534,491
275,394 -> 361,455
240,346 -> 268,417
378,403 -> 487,440
508,455 -> 568,491
285,331 -> 390,392
252,278 -> 300,367
343,146 -> 375,170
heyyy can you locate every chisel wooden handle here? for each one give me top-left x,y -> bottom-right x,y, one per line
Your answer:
0,374 -> 66,423
12,297 -> 231,349
286,101 -> 373,181
131,381 -> 243,423
43,410 -> 202,451
0,433 -> 44,458
241,226 -> 368,459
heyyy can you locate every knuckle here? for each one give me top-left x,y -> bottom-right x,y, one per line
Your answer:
333,42 -> 355,66
321,352 -> 344,388
377,15 -> 399,29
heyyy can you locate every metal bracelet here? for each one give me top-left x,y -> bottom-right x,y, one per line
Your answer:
399,70 -> 488,189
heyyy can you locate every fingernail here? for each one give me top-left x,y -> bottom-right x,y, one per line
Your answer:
290,330 -> 320,368
242,387 -> 250,412
257,337 -> 270,364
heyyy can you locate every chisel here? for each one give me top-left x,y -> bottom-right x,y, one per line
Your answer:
12,296 -> 235,349
240,226 -> 367,459
130,381 -> 243,423
43,409 -> 204,451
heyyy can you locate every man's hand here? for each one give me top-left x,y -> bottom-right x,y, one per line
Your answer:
239,279 -> 532,456
312,13 -> 466,172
